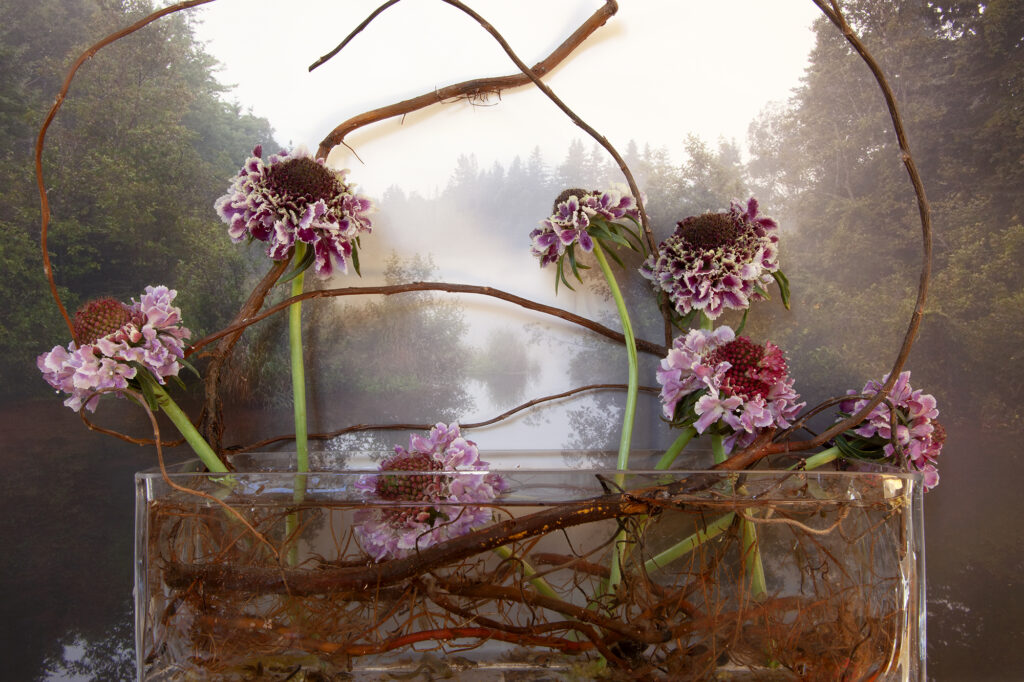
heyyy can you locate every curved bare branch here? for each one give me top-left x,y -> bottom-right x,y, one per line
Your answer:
314,1 -> 619,159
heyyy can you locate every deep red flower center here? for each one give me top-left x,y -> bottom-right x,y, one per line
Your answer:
376,453 -> 448,502
706,337 -> 786,400
676,212 -> 740,251
266,157 -> 341,203
73,298 -> 131,344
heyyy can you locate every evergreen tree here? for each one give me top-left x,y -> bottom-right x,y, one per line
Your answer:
0,0 -> 279,399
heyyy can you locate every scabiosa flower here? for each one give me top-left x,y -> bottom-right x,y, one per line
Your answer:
837,371 -> 944,489
641,197 -> 782,320
354,423 -> 507,561
657,326 -> 803,453
215,145 -> 373,278
529,187 -> 641,267
37,286 -> 190,412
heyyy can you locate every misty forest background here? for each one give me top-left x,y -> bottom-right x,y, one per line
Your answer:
0,0 -> 1021,679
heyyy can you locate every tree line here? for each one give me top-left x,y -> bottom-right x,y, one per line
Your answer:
0,0 -> 277,399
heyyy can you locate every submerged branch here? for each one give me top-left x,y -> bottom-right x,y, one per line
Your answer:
164,469 -> 751,595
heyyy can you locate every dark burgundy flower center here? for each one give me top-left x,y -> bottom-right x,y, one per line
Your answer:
676,212 -> 740,251
265,157 -> 340,203
706,337 -> 786,400
376,453 -> 448,502
73,298 -> 131,344
930,420 -> 946,447
552,187 -> 593,214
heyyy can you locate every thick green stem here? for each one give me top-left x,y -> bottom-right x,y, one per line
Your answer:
700,312 -> 713,331
493,545 -> 560,600
740,497 -> 767,599
589,242 -> 638,595
710,433 -> 726,465
712,433 -> 765,597
145,378 -> 227,473
644,512 -> 735,574
290,244 -> 309,475
287,245 -> 310,567
590,242 -> 638,473
655,427 -> 696,470
793,445 -> 840,471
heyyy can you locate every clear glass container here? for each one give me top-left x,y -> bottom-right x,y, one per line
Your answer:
135,453 -> 925,680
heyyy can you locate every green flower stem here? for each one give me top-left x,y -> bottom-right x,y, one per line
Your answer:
710,433 -> 726,465
590,241 -> 638,595
700,312 -> 714,331
494,545 -> 560,600
792,445 -> 840,471
642,448 -> 846,582
144,377 -> 228,473
590,242 -> 638,474
644,511 -> 736,574
655,426 -> 697,470
290,243 -> 309,476
740,498 -> 767,599
287,244 -> 311,567
712,433 -> 766,597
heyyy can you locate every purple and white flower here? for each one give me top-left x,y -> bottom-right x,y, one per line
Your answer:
641,197 -> 781,319
657,326 -> 803,453
37,286 -> 190,412
215,145 -> 373,278
354,423 -> 507,561
839,371 -> 944,489
529,187 -> 640,266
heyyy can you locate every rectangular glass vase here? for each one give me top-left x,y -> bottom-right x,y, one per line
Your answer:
135,452 -> 924,680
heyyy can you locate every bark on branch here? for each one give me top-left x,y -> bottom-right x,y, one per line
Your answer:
165,467 -> 745,595
314,1 -> 619,159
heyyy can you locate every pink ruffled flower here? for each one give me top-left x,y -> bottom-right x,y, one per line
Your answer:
37,286 -> 190,412
641,197 -> 780,319
354,423 -> 507,561
838,371 -> 944,489
657,326 -> 803,453
215,145 -> 373,278
530,187 -> 640,266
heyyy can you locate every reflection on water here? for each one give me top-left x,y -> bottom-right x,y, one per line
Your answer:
1,399 -> 179,682
39,612 -> 133,681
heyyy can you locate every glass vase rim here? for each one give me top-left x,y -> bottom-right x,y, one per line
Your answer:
136,453 -> 924,483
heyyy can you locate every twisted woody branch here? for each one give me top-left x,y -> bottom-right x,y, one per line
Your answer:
36,1 -> 930,475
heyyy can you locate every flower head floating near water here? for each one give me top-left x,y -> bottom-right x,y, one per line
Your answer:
657,326 -> 804,454
836,371 -> 944,489
215,145 -> 373,278
641,197 -> 787,321
529,187 -> 643,287
37,286 -> 190,413
354,423 -> 507,561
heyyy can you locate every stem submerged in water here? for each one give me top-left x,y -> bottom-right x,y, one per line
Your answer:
589,241 -> 638,595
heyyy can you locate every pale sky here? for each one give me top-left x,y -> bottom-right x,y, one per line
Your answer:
192,0 -> 820,197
